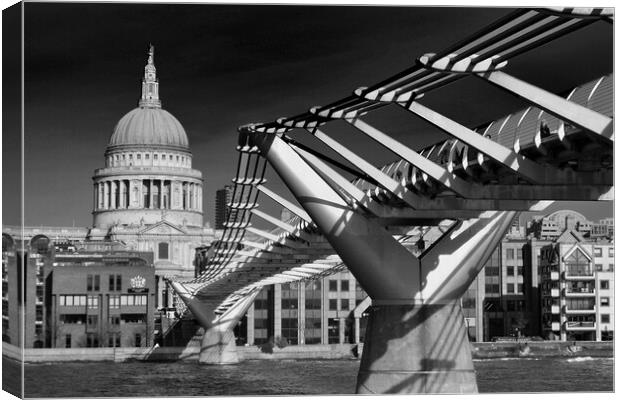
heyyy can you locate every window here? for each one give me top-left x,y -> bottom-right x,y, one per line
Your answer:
601,314 -> 610,324
135,334 -> 142,347
507,283 -> 515,293
341,280 -> 349,292
60,314 -> 86,324
518,266 -> 524,276
109,316 -> 120,326
87,275 -> 93,291
86,333 -> 99,348
87,295 -> 99,309
59,295 -> 86,307
121,313 -> 146,323
566,298 -> 595,311
65,334 -> 71,348
609,247 -> 614,257
609,264 -> 614,272
600,297 -> 610,307
507,266 -> 514,276
485,284 -> 500,293
600,280 -> 609,290
517,284 -> 523,294
305,281 -> 322,344
485,267 -> 499,276
154,154 -> 158,160
109,295 -> 120,309
595,264 -> 603,271
329,299 -> 338,310
594,247 -> 602,257
158,243 -> 169,260
517,250 -> 523,260
506,249 -> 515,260
109,274 -> 122,291
108,334 -> 121,348
145,154 -> 150,160
120,295 -> 147,306
137,154 -> 141,160
327,318 -> 339,344
329,280 -> 338,291
162,154 -> 166,160
281,317 -> 298,345
87,315 -> 98,328
565,249 -> 592,276
340,299 -> 349,311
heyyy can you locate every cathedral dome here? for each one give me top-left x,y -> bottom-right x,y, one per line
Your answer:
108,107 -> 189,150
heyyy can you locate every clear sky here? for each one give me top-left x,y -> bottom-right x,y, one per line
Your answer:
2,3 -> 613,228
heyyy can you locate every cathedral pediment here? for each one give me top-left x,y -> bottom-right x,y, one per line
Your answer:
139,220 -> 187,236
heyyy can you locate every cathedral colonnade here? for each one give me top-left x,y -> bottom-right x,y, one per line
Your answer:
93,178 -> 202,212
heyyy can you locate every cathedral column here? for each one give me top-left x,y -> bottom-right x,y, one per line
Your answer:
115,180 -> 120,208
196,185 -> 201,212
104,181 -> 110,209
137,180 -> 144,208
121,180 -> 127,208
160,179 -> 164,209
149,179 -> 154,209
93,183 -> 97,211
194,183 -> 199,211
192,183 -> 196,210
110,181 -> 117,209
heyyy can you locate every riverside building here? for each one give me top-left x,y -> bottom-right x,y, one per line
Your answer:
222,210 -> 613,345
2,234 -> 156,348
539,230 -> 614,341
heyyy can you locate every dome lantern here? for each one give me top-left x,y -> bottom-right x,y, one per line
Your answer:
139,44 -> 161,109
106,45 -> 191,153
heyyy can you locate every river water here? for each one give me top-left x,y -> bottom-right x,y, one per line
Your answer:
5,356 -> 613,397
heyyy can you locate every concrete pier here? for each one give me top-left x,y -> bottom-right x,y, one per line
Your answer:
357,302 -> 476,394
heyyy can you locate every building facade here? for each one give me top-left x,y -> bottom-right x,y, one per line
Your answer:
2,233 -> 156,348
215,186 -> 233,230
540,230 -> 614,341
230,210 -> 613,344
235,270 -> 369,346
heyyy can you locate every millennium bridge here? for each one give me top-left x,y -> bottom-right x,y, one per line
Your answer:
171,7 -> 613,394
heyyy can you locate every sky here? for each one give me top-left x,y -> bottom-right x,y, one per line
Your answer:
2,2 -> 614,228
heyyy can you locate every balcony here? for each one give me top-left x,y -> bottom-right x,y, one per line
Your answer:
551,305 -> 560,314
566,321 -> 596,330
565,269 -> 595,279
550,288 -> 560,297
565,307 -> 596,314
550,271 -> 560,280
565,288 -> 596,297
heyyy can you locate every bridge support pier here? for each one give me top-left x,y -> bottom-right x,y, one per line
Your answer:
171,282 -> 259,365
199,322 -> 239,364
197,293 -> 259,364
248,130 -> 517,393
357,302 -> 475,394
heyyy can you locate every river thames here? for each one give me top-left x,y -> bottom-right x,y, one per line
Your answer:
4,356 -> 613,397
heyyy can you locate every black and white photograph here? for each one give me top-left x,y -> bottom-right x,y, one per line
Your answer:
1,0 -> 614,397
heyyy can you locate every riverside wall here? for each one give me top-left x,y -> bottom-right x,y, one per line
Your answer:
2,341 -> 613,363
